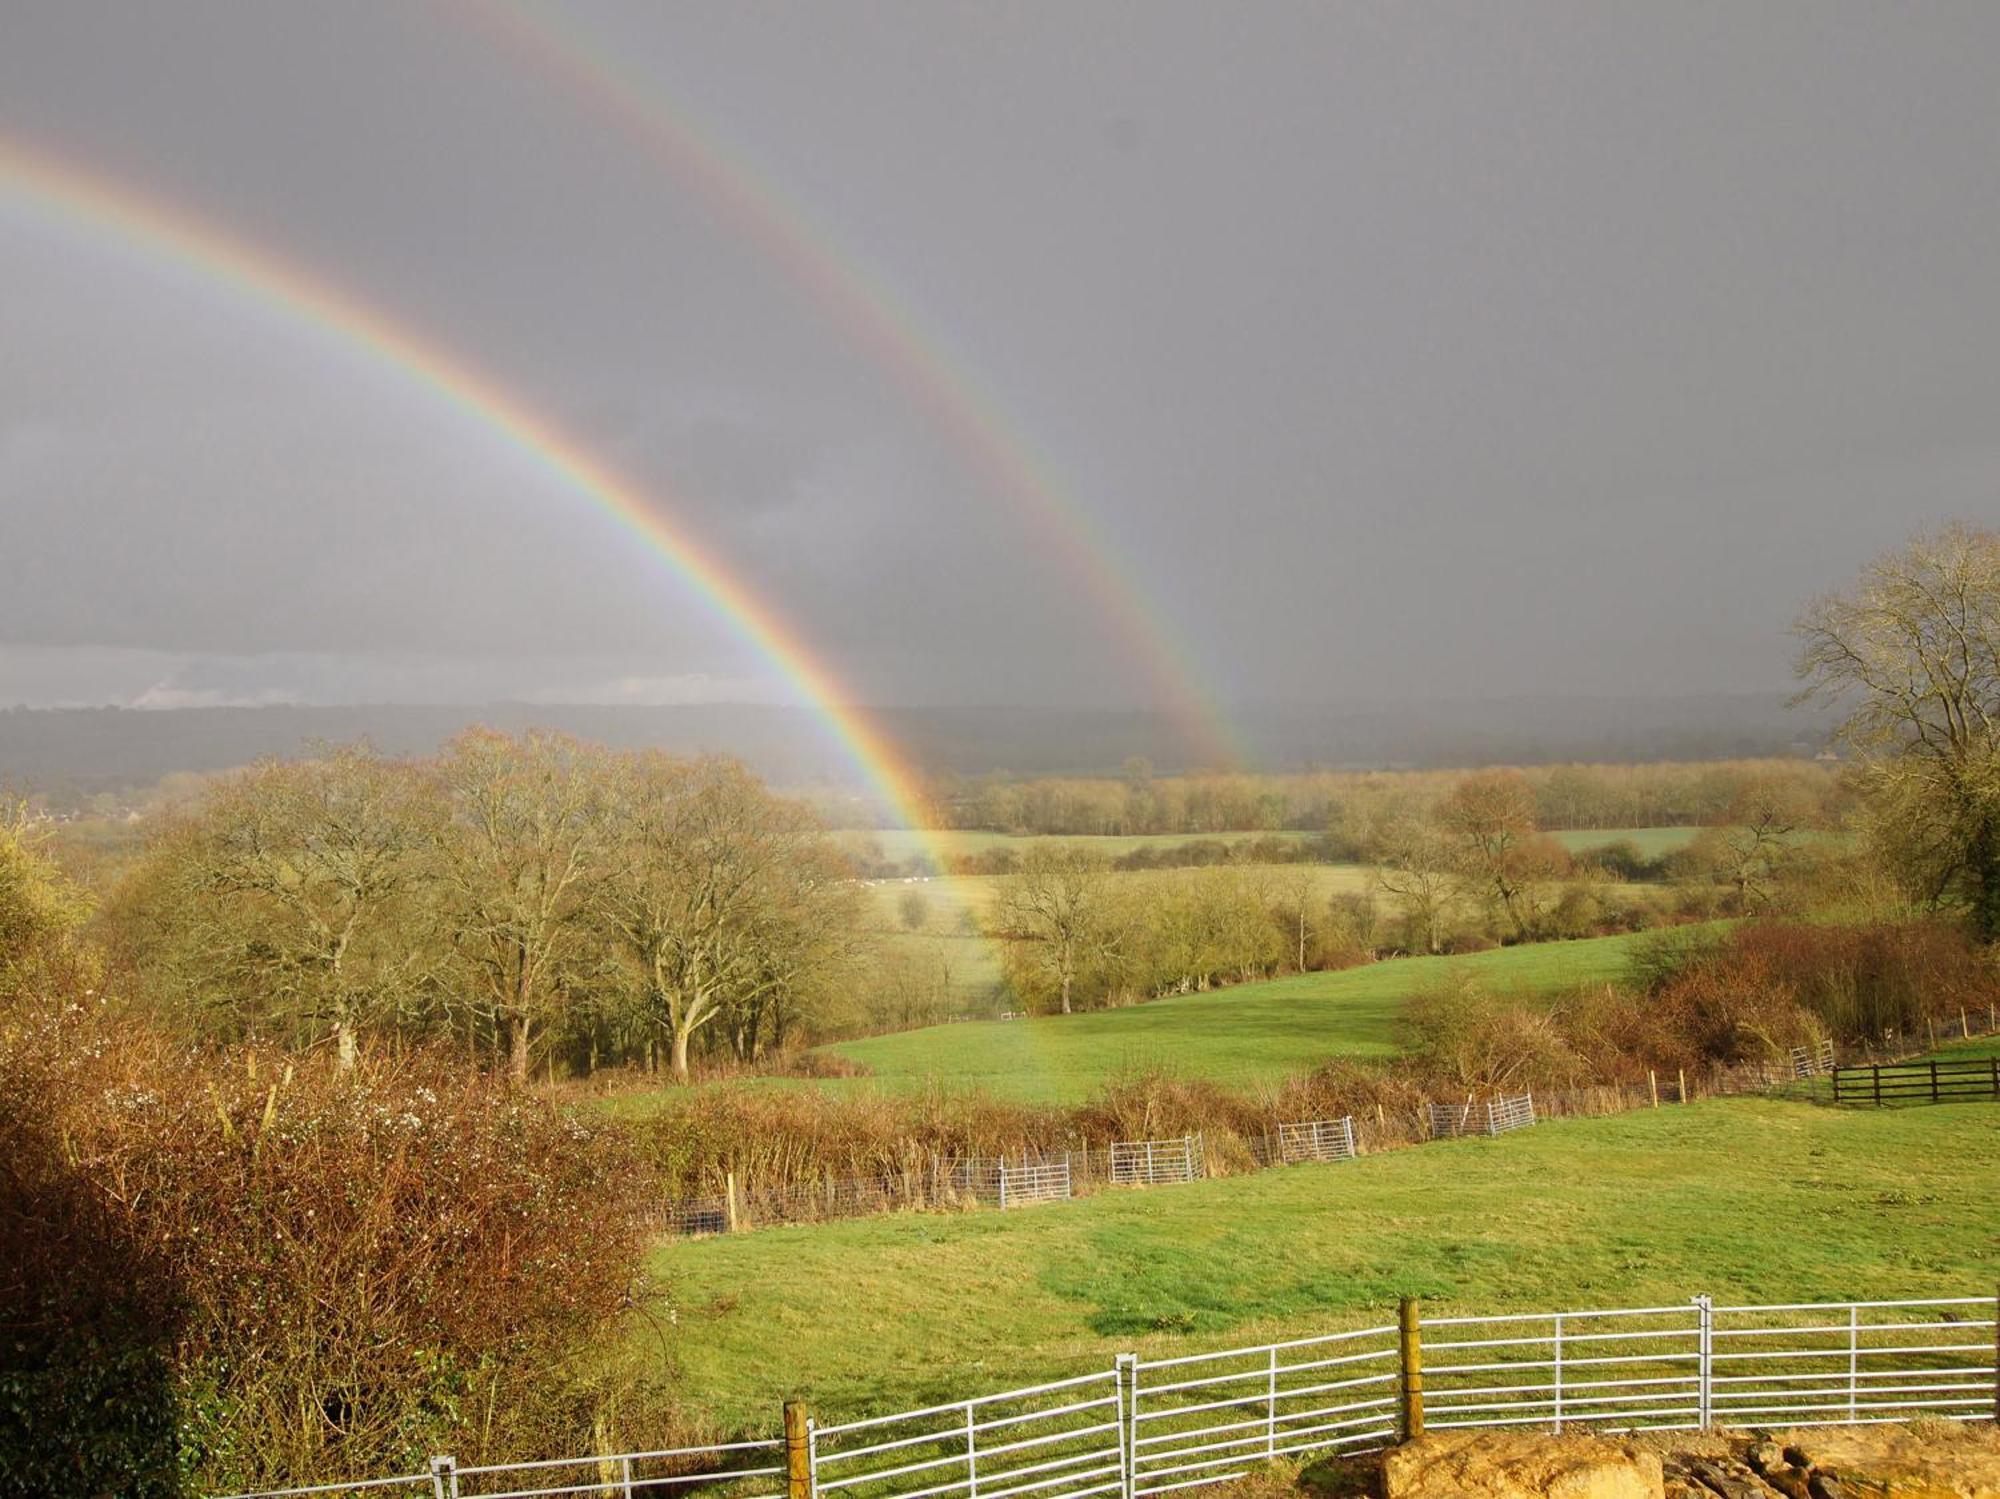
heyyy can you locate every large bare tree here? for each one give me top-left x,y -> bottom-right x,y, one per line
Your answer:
601,754 -> 859,1083
994,843 -> 1116,1013
1434,770 -> 1569,941
432,729 -> 609,1084
112,747 -> 431,1066
1370,816 -> 1458,956
1795,522 -> 2000,936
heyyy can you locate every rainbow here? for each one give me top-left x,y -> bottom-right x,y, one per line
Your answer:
0,134 -> 951,850
470,2 -> 1244,769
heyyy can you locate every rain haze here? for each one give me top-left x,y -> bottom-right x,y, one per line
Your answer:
4,1 -> 1999,770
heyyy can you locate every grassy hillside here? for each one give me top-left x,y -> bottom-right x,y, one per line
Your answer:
853,831 -> 1690,1014
825,929 -> 1688,1104
650,1098 -> 2000,1427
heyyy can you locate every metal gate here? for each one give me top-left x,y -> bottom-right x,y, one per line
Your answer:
1276,1117 -> 1357,1165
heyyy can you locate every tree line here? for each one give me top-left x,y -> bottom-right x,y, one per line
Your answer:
915,757 -> 1844,847
103,730 -> 865,1083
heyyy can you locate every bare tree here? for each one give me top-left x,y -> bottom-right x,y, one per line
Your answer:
433,729 -> 609,1085
112,747 -> 431,1066
994,843 -> 1116,1013
601,754 -> 859,1082
1371,817 -> 1458,955
1795,522 -> 2000,936
1435,770 -> 1569,941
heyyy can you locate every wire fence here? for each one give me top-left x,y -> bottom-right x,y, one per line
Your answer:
1000,1160 -> 1073,1208
650,1007 -> 2000,1241
1483,1092 -> 1536,1135
1110,1136 -> 1203,1187
214,1293 -> 1997,1499
1274,1117 -> 1355,1165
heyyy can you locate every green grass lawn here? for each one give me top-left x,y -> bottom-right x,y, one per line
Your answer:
1910,1033 -> 2000,1063
1550,826 -> 1700,858
647,1097 -> 2000,1429
822,930 -> 1678,1104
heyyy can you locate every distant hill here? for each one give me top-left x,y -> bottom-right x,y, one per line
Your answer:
0,694 -> 1832,810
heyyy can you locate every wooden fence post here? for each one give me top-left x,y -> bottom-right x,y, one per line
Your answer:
1648,1070 -> 1659,1109
1678,1068 -> 1687,1105
725,1171 -> 740,1233
785,1400 -> 812,1499
1399,1297 -> 1425,1441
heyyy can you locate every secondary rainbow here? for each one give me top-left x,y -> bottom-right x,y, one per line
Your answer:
471,2 -> 1245,769
0,135 -> 948,846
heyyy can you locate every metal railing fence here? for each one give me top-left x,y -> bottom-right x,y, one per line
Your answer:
1483,1093 -> 1536,1136
812,1371 -> 1125,1499
1109,1137 -> 1201,1187
214,1293 -> 1996,1499
1274,1117 -> 1356,1165
1000,1161 -> 1073,1209
1128,1325 -> 1401,1494
218,1439 -> 787,1499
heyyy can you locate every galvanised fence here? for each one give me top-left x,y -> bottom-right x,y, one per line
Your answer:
1426,1092 -> 1536,1140
657,1008 -> 2000,1242
215,1293 -> 1997,1499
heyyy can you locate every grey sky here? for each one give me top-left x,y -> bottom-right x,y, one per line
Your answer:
4,1 -> 1998,734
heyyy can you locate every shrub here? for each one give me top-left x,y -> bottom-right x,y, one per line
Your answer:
0,998 -> 658,1495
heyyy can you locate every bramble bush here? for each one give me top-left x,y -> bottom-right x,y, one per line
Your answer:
0,995 -> 661,1497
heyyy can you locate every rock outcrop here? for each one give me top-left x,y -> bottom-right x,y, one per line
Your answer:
1382,1429 -> 1664,1498
1371,1424 -> 2000,1499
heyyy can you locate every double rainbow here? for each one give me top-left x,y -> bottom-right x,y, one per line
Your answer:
472,2 -> 1243,769
0,136 -> 944,843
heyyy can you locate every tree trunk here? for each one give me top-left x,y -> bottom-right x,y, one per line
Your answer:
504,1014 -> 530,1086
1059,969 -> 1073,1015
1970,815 -> 2000,941
671,1026 -> 693,1085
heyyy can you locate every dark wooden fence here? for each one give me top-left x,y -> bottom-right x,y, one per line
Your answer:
1831,1056 -> 2000,1107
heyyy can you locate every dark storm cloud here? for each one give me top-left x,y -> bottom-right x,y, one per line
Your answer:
3,0 -> 1998,716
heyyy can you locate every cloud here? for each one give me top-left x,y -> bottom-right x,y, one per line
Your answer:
130,678 -> 299,710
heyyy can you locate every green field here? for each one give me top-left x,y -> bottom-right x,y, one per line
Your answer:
848,826 -> 1700,868
862,863 -> 1377,928
838,829 -> 1325,866
1916,1033 -> 2000,1063
1549,826 -> 1700,858
649,1097 -> 2000,1427
826,929 -> 1689,1103
854,831 -> 1690,1015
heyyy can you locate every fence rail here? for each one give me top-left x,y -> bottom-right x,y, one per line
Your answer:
1483,1093 -> 1536,1136
215,1293 -> 1998,1499
1275,1117 -> 1356,1166
1832,1058 -> 2000,1107
1109,1136 -> 1201,1187
1000,1161 -> 1073,1209
652,1017 -> 2000,1240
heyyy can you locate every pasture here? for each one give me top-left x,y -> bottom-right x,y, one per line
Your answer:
650,1096 -> 2000,1427
824,929 -> 1688,1103
852,829 -> 1695,1016
845,825 -> 1701,870
1549,826 -> 1701,858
